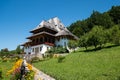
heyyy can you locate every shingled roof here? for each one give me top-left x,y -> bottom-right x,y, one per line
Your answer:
55,29 -> 79,40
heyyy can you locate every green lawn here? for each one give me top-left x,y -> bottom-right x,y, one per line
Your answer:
0,61 -> 14,80
33,46 -> 120,80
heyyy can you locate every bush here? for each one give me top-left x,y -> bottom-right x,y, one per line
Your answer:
0,68 -> 3,79
0,58 -> 2,63
31,57 -> 41,63
2,56 -> 9,62
47,47 -> 68,54
58,56 -> 65,63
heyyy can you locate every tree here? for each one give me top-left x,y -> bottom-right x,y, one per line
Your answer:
79,33 -> 89,50
109,6 -> 120,24
90,11 -> 113,29
88,26 -> 105,49
1,48 -> 9,52
68,40 -> 78,52
109,25 -> 120,45
16,45 -> 22,54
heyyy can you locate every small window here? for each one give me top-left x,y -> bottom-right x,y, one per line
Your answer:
47,47 -> 49,50
36,38 -> 39,43
40,46 -> 43,51
32,48 -> 34,52
64,42 -> 67,47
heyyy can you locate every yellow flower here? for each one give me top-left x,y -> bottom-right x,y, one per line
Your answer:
27,63 -> 32,70
38,78 -> 42,80
7,59 -> 23,75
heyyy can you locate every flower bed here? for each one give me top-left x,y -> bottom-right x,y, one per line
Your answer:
7,59 -> 35,80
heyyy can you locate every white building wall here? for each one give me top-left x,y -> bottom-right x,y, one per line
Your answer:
55,38 -> 69,47
24,44 -> 52,55
24,47 -> 31,54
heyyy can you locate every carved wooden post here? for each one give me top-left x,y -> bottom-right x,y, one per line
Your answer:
19,57 -> 28,80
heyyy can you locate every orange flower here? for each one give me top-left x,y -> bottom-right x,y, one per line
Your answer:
7,59 -> 23,75
27,63 -> 32,70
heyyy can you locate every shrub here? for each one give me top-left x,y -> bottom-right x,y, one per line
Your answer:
31,57 -> 41,63
53,54 -> 60,58
2,56 -> 9,62
58,56 -> 65,63
47,47 -> 68,54
0,67 -> 3,79
0,58 -> 2,63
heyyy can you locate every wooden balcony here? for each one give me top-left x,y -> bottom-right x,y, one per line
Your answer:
31,42 -> 54,46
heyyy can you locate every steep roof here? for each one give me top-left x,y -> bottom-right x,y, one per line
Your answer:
55,29 -> 79,40
30,17 -> 78,39
30,20 -> 58,32
27,31 -> 55,39
31,17 -> 66,32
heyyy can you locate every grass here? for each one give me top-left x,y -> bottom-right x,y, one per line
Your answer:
33,45 -> 120,80
0,61 -> 14,80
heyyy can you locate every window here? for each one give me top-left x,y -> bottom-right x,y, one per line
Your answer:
33,39 -> 35,44
47,47 -> 49,50
40,46 -> 43,51
64,42 -> 67,47
45,37 -> 47,42
40,37 -> 43,42
32,48 -> 34,52
35,47 -> 39,53
36,38 -> 39,43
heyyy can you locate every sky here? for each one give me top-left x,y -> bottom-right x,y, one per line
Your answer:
0,0 -> 120,50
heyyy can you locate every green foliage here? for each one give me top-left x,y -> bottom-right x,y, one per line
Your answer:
31,57 -> 41,63
79,25 -> 120,50
1,48 -> 9,52
0,67 -> 3,79
0,49 -> 17,57
79,33 -> 89,50
16,45 -> 22,54
68,40 -> 78,49
79,26 -> 106,49
68,6 -> 120,39
0,61 -> 14,80
90,11 -> 113,29
57,56 -> 65,63
47,47 -> 68,54
33,46 -> 120,80
109,6 -> 120,24
24,71 -> 34,80
109,25 -> 120,44
89,26 -> 105,48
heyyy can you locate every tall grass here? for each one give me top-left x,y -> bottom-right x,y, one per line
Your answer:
33,46 -> 120,80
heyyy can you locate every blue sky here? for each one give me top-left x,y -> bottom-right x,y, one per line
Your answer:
0,0 -> 120,50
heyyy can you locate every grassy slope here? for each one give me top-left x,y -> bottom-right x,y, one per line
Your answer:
33,46 -> 120,80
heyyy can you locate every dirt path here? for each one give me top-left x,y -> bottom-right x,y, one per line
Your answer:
32,66 -> 55,80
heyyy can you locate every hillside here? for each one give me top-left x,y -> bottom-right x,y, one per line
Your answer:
33,46 -> 120,80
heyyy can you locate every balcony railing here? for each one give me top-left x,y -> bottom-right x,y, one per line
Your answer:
31,42 -> 54,46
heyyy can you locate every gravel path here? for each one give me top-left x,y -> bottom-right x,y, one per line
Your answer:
32,66 -> 55,80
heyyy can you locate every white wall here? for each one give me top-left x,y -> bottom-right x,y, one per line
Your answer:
24,38 -> 69,54
24,44 -> 52,55
55,38 -> 68,47
24,46 -> 31,54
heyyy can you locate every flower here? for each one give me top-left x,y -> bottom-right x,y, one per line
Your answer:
7,59 -> 34,80
27,63 -> 32,70
7,59 -> 23,75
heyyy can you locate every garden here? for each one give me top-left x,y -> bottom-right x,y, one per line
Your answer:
0,56 -> 34,80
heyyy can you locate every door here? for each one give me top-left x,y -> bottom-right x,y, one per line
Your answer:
35,47 -> 39,54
